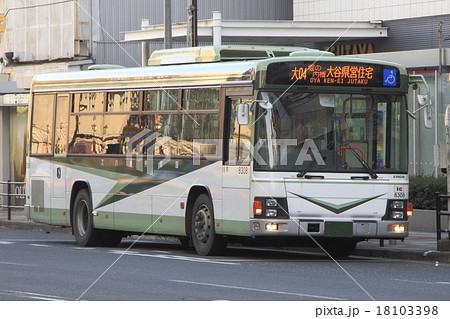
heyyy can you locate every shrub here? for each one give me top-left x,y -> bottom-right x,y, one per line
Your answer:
409,174 -> 447,210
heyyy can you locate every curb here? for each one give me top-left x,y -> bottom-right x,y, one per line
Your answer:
0,220 -> 72,235
353,248 -> 450,263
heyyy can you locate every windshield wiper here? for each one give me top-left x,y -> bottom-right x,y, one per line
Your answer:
297,156 -> 327,178
341,141 -> 378,179
297,160 -> 316,178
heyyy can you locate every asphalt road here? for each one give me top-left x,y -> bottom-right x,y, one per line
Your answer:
0,229 -> 449,301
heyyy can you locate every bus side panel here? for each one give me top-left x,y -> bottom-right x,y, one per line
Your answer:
113,195 -> 152,233
222,165 -> 251,236
65,164 -> 118,230
152,196 -> 186,236
29,158 -> 52,224
91,161 -> 223,236
50,160 -> 69,226
150,161 -> 223,236
222,189 -> 251,236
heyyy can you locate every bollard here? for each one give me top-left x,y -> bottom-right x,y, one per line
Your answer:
7,180 -> 11,220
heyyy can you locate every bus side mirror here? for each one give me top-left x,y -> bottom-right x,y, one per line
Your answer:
237,103 -> 249,125
417,94 -> 427,106
418,94 -> 432,129
409,74 -> 432,129
423,100 -> 432,129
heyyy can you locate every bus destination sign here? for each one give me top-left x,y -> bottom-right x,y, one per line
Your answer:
266,61 -> 400,88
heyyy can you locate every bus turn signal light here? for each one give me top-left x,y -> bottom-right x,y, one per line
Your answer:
253,200 -> 263,216
407,202 -> 413,217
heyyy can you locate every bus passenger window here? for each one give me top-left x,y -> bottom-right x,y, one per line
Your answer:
183,88 -> 219,110
107,91 -> 141,112
103,114 -> 136,154
91,93 -> 105,112
31,94 -> 55,155
179,113 -> 219,157
54,96 -> 69,155
68,114 -> 103,154
144,90 -> 178,111
73,93 -> 88,112
73,93 -> 105,113
151,114 -> 180,156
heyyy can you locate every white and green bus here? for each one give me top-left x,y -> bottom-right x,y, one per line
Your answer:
25,45 -> 428,256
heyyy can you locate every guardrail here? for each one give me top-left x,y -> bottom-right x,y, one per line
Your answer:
0,180 -> 26,220
435,192 -> 450,241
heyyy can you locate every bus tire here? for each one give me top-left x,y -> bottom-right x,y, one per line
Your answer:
191,194 -> 226,256
73,189 -> 101,246
178,236 -> 193,249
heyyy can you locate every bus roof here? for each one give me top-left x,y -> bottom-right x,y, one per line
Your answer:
31,60 -> 258,92
31,46 -> 408,93
147,45 -> 326,65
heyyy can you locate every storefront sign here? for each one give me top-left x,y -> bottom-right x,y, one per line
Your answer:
326,43 -> 375,56
3,93 -> 30,105
0,14 -> 5,42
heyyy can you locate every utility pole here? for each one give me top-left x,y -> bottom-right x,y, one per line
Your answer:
187,0 -> 198,47
164,0 -> 172,49
439,22 -> 443,76
141,19 -> 149,66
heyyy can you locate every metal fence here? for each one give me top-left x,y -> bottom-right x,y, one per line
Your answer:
0,180 -> 26,220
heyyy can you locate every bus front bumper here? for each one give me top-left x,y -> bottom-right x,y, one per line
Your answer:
249,218 -> 409,239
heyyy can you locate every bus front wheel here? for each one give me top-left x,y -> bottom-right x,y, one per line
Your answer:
190,194 -> 226,256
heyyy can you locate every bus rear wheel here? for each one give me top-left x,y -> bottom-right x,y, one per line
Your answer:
73,189 -> 100,246
72,189 -> 122,247
191,194 -> 226,256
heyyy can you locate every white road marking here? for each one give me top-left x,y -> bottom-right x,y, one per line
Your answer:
0,241 -> 14,245
109,250 -> 240,265
72,247 -> 96,250
0,261 -> 37,267
392,278 -> 450,285
29,244 -> 53,248
0,289 -> 70,301
170,279 -> 346,301
0,239 -> 73,242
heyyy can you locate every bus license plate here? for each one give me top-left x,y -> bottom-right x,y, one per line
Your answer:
324,222 -> 353,237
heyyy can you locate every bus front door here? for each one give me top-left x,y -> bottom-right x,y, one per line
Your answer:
222,96 -> 252,236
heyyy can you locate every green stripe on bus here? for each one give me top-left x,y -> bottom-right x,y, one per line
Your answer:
113,213 -> 185,236
219,219 -> 250,236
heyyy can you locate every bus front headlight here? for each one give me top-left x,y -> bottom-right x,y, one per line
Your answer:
391,211 -> 404,220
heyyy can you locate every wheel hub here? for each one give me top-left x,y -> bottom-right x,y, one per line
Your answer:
194,205 -> 211,244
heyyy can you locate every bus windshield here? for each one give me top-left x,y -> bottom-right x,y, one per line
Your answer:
254,90 -> 408,174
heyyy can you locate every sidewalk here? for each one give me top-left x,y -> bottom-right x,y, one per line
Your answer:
354,232 -> 450,263
1,208 -> 450,263
0,208 -> 72,234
